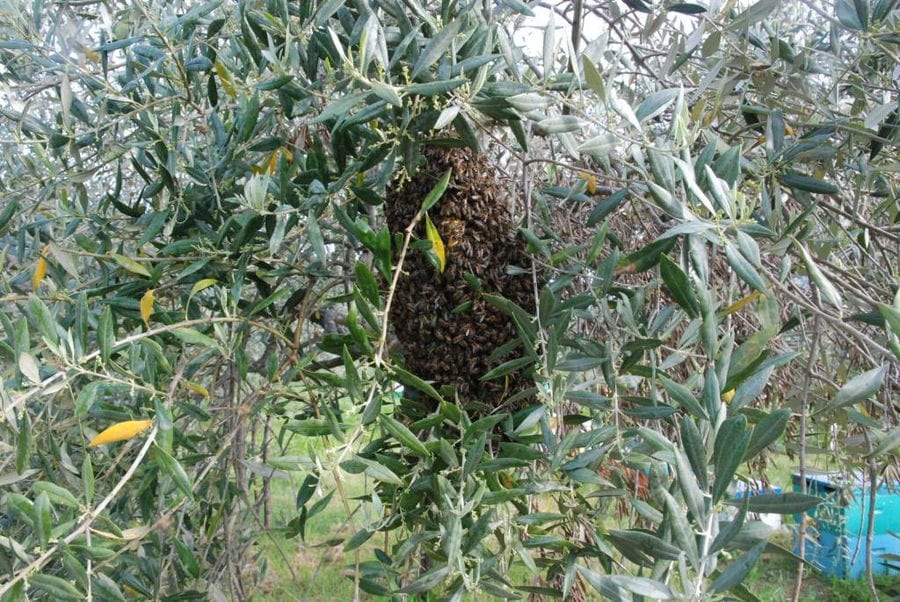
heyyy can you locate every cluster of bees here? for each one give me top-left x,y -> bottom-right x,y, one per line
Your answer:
384,145 -> 537,411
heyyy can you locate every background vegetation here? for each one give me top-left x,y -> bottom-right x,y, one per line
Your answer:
0,0 -> 897,600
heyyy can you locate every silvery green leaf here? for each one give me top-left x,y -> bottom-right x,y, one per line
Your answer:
535,115 -> 583,134
577,134 -> 616,160
797,243 -> 842,311
611,92 -> 641,130
635,88 -> 679,122
434,104 -> 460,130
506,92 -> 550,113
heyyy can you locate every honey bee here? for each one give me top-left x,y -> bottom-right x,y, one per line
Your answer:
383,145 -> 541,413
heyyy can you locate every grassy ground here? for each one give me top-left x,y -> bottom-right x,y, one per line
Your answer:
251,468 -> 366,601
249,446 -> 898,601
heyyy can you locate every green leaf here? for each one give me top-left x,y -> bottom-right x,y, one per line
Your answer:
877,302 -> 900,337
668,3 -> 707,14
535,116 -> 583,135
389,364 -> 445,404
624,235 -> 677,272
256,74 -> 293,90
481,356 -> 535,381
607,575 -> 677,599
342,346 -> 363,403
725,242 -> 767,293
0,581 -> 24,602
404,78 -> 467,96
661,489 -> 698,566
33,481 -> 80,508
82,453 -> 95,505
608,529 -> 682,562
0,199 -> 19,234
727,0 -> 778,30
710,541 -> 766,593
727,492 -> 821,514
581,55 -> 606,99
312,92 -> 366,124
155,446 -> 194,499
463,430 -> 488,478
661,376 -> 707,419
631,426 -> 676,453
92,573 -> 126,602
16,413 -> 31,475
577,565 -> 626,600
29,574 -> 82,601
680,416 -> 708,489
744,408 -> 791,461
673,447 -> 706,520
380,414 -> 431,457
184,55 -> 214,71
112,253 -> 151,277
866,426 -> 900,458
399,564 -> 451,594
286,419 -> 332,437
543,9 -> 556,78
17,352 -> 40,384
587,188 -> 627,225
27,295 -> 57,346
611,92 -> 641,130
33,492 -> 52,547
777,172 -> 839,194
713,415 -> 750,503
411,19 -> 463,79
99,305 -> 114,363
660,255 -> 700,318
797,243 -> 842,310
836,0 -> 867,30
368,80 -> 403,107
821,365 -> 887,413
420,169 -> 452,212
635,89 -> 679,122
344,528 -> 374,552
359,390 -> 382,427
171,328 -> 219,350
711,494 -> 749,553
356,456 -> 402,485
306,213 -> 327,263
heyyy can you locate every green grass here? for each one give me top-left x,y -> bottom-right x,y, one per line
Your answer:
250,468 -> 368,601
743,533 -> 900,601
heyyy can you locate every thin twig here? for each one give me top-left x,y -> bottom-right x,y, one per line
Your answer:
864,431 -> 881,602
792,308 -> 821,602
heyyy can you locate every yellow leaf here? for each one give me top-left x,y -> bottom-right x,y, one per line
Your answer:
32,254 -> 48,290
182,380 -> 210,398
580,171 -> 597,195
112,253 -> 151,277
424,212 -> 446,273
140,289 -> 155,327
722,389 -> 736,403
267,148 -> 293,174
214,61 -> 236,97
83,46 -> 101,63
721,290 -> 762,316
88,420 -> 153,447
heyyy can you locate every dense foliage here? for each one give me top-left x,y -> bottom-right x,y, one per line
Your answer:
0,0 -> 897,599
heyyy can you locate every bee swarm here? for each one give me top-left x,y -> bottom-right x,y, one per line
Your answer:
385,145 -> 537,411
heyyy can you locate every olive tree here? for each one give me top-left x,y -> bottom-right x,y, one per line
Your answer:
0,0 -> 896,599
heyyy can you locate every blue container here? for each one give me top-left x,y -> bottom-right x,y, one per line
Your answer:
792,471 -> 900,579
